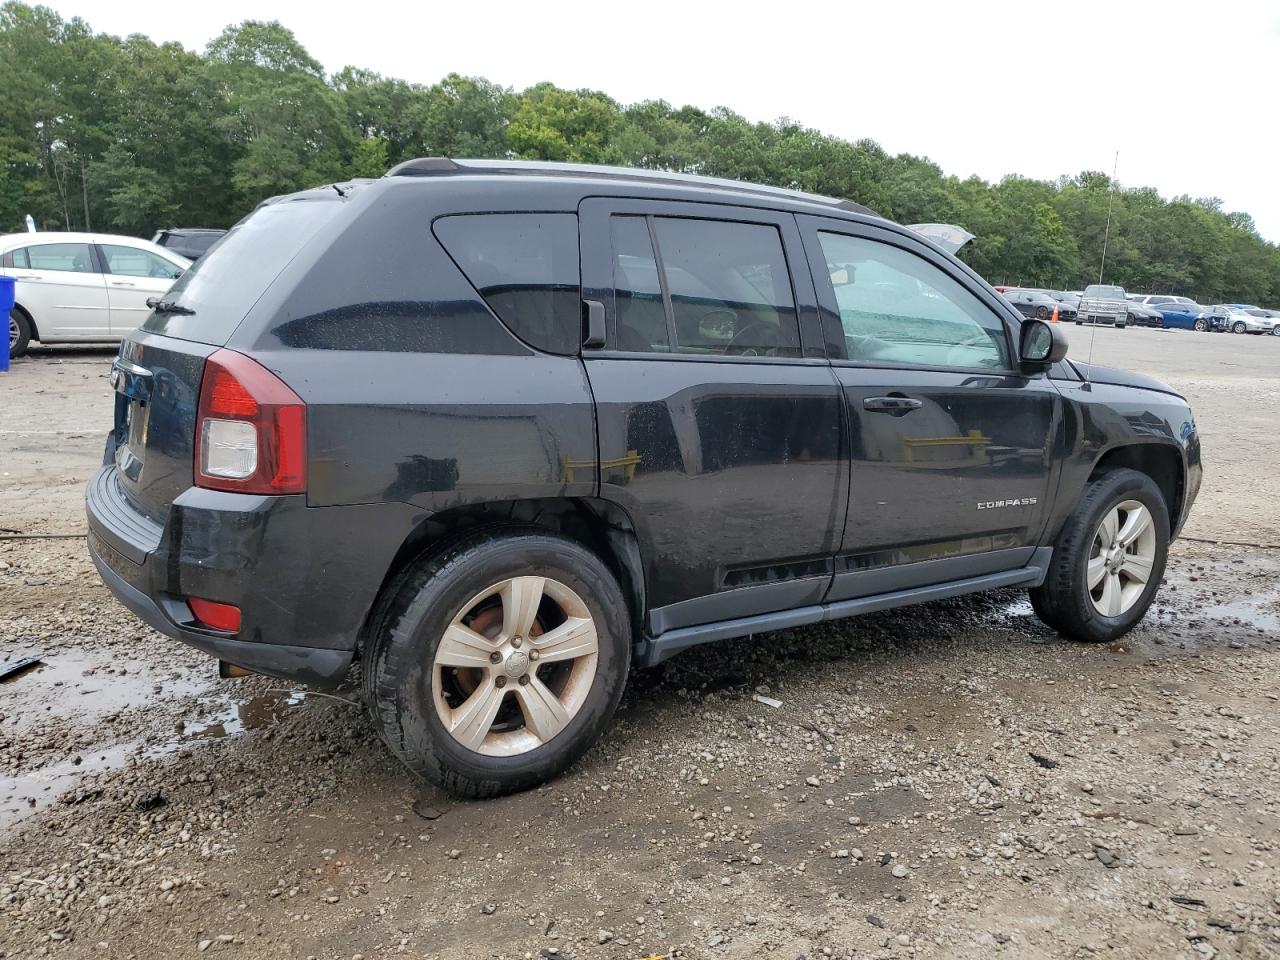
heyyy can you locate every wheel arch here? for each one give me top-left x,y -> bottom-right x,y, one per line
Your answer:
1087,442 -> 1184,533
11,301 -> 38,340
356,496 -> 647,660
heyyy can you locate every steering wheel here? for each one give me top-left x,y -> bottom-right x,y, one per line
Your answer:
725,320 -> 780,357
944,331 -> 994,367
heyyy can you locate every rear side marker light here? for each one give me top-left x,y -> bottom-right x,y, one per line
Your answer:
188,597 -> 242,632
194,349 -> 307,494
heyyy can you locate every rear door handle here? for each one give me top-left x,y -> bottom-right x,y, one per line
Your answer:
110,280 -> 136,287
863,396 -> 923,415
14,274 -> 39,280
582,299 -> 606,349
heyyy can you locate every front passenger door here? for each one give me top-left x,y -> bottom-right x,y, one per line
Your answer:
800,217 -> 1060,601
99,244 -> 185,335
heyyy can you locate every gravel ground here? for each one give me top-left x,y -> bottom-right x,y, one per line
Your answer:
2,327 -> 1279,959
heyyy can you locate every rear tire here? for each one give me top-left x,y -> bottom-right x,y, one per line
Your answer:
8,309 -> 31,358
1232,321 -> 1247,334
1030,468 -> 1169,643
362,527 -> 631,798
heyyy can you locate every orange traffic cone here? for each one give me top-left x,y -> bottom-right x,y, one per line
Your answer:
1050,304 -> 1059,323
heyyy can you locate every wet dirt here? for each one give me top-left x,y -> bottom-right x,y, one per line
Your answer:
1,333 -> 1279,958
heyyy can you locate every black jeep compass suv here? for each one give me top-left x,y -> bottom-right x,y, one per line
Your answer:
87,159 -> 1201,797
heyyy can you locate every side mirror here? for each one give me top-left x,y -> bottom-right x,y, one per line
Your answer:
1019,319 -> 1068,371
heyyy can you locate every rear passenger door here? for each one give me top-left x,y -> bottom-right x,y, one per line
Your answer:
579,199 -> 846,634
4,241 -> 110,338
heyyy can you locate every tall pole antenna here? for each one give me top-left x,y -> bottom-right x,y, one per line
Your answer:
1086,150 -> 1120,379
1098,150 -> 1119,284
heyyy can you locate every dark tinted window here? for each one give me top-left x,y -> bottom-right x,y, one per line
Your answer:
145,197 -> 345,345
610,216 -> 800,358
434,213 -> 580,355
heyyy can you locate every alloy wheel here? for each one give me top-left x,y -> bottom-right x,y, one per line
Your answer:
432,575 -> 599,756
8,314 -> 18,349
1087,499 -> 1157,618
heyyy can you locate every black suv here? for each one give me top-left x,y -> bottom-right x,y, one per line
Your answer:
151,228 -> 227,261
88,159 -> 1201,797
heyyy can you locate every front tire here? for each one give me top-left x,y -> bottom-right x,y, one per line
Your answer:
1232,321 -> 1247,334
1193,319 -> 1208,332
363,527 -> 631,798
9,309 -> 31,358
1030,468 -> 1169,643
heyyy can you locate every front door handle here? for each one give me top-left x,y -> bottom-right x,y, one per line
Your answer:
110,280 -> 136,287
863,396 -> 923,415
14,274 -> 39,280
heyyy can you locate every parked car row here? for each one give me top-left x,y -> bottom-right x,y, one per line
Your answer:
996,284 -> 1280,337
3,227 -> 224,357
1126,295 -> 1280,335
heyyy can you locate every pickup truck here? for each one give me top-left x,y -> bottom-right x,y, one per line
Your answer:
1077,284 -> 1129,328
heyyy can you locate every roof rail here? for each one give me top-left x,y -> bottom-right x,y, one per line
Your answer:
385,157 -> 880,218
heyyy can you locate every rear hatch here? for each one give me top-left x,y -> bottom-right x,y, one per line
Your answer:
111,194 -> 346,523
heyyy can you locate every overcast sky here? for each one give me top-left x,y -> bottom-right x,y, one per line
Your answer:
47,0 -> 1280,242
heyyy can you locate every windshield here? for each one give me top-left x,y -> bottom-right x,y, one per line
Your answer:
1084,285 -> 1126,300
143,197 -> 345,345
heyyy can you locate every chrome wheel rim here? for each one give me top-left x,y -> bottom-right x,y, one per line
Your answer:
8,313 -> 18,349
433,576 -> 598,757
1087,500 -> 1156,618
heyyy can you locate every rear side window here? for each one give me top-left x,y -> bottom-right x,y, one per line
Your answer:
434,213 -> 580,355
611,215 -> 801,358
16,243 -> 95,273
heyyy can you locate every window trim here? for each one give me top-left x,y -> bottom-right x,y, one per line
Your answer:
797,215 -> 1021,376
579,197 -> 824,363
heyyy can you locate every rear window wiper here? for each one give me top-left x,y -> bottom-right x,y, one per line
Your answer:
146,297 -> 195,315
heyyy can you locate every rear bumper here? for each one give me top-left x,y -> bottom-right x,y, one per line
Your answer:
87,535 -> 353,685
86,463 -> 422,688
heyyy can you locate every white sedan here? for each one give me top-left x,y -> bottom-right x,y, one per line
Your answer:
2,232 -> 191,358
1212,304 -> 1279,335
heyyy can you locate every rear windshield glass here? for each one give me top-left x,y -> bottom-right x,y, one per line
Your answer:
1084,285 -> 1126,299
143,198 -> 343,345
433,213 -> 580,355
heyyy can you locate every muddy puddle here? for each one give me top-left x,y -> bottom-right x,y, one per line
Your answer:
0,685 -> 310,833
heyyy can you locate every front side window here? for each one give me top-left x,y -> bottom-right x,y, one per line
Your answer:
434,213 -> 580,355
101,244 -> 183,279
817,232 -> 1010,370
610,215 -> 801,358
18,242 -> 96,273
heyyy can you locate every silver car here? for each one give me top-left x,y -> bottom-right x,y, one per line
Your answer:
1213,305 -> 1279,335
1077,284 -> 1129,328
2,232 -> 190,358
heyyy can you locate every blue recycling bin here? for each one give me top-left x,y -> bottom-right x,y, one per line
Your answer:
0,275 -> 14,372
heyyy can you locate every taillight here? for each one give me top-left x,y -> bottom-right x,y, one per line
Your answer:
194,349 -> 306,494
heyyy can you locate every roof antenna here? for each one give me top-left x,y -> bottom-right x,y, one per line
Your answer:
1084,150 -> 1119,385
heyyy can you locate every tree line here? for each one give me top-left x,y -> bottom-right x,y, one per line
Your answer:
2,3 -> 1277,306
